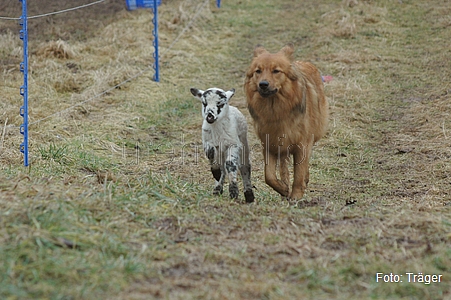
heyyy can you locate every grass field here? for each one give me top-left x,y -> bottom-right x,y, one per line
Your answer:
1,0 -> 451,299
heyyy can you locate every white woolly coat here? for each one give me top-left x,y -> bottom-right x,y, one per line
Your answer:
202,106 -> 250,163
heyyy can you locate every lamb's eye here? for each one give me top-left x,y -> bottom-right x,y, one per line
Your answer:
273,69 -> 281,74
202,102 -> 207,107
218,103 -> 225,109
255,69 -> 262,74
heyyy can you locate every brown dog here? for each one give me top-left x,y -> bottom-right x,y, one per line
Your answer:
244,44 -> 329,200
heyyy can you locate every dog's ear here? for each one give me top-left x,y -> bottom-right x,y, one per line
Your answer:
280,44 -> 295,61
245,67 -> 253,80
253,45 -> 267,57
190,88 -> 204,101
286,65 -> 299,81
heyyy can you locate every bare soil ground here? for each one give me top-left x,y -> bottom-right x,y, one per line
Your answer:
1,0 -> 451,299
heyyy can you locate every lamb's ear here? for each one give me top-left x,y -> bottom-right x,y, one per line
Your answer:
280,43 -> 294,61
225,88 -> 235,101
253,45 -> 267,57
190,88 -> 204,100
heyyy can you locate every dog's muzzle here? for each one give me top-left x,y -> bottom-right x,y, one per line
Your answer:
258,80 -> 278,98
206,113 -> 216,124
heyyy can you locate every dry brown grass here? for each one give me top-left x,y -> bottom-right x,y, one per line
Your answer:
36,40 -> 76,59
1,0 -> 451,299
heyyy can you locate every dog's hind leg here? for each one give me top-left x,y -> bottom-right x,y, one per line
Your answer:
264,151 -> 289,197
290,138 -> 313,200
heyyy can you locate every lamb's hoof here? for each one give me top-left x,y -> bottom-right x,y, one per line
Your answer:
244,190 -> 255,203
229,189 -> 239,199
228,182 -> 239,199
213,186 -> 223,195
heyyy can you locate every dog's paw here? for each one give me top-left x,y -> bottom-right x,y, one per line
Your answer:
289,190 -> 305,201
278,181 -> 290,198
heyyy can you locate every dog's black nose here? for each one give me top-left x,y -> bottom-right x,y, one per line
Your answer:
259,81 -> 269,89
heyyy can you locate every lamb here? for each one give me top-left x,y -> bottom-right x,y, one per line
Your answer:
190,87 -> 255,203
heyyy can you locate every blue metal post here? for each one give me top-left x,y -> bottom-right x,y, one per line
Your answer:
19,0 -> 29,166
152,0 -> 159,82
217,0 -> 220,8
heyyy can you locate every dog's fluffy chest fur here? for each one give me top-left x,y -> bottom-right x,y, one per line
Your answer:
251,96 -> 308,145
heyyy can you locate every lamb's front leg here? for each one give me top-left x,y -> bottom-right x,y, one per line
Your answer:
212,166 -> 225,195
225,146 -> 240,199
206,145 -> 224,195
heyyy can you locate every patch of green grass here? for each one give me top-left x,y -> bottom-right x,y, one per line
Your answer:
38,143 -> 72,165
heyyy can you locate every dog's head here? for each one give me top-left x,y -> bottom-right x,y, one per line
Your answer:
190,87 -> 235,124
245,44 -> 299,98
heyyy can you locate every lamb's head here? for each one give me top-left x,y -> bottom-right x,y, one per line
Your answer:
190,87 -> 235,124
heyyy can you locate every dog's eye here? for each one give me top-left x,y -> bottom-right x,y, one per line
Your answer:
273,69 -> 281,74
255,69 -> 262,74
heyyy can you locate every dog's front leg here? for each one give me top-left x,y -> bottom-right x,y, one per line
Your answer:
279,155 -> 290,193
264,151 -> 289,197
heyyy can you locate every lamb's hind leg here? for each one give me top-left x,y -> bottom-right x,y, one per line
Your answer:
239,163 -> 254,203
